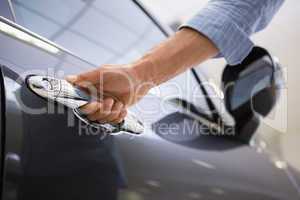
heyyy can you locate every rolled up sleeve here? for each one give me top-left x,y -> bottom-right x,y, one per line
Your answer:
180,0 -> 284,65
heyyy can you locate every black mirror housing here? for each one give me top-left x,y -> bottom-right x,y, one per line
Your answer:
222,46 -> 283,142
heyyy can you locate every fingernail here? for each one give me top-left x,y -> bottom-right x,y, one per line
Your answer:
65,75 -> 78,83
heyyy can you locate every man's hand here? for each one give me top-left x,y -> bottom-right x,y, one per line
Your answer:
66,28 -> 218,124
66,63 -> 153,124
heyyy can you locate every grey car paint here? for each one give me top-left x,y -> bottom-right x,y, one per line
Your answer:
0,0 -> 299,199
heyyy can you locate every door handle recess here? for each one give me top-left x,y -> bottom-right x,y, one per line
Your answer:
26,75 -> 144,135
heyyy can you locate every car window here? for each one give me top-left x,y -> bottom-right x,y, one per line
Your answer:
11,0 -> 211,114
11,0 -> 165,65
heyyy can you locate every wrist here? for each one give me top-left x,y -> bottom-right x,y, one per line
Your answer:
130,28 -> 219,89
130,58 -> 157,86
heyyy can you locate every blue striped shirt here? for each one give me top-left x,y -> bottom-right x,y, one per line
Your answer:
181,0 -> 284,65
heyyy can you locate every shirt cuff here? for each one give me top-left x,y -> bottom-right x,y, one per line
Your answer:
179,8 -> 254,65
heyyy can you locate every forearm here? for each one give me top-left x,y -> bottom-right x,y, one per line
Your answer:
132,28 -> 218,86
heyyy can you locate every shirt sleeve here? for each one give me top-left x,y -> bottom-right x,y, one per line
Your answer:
180,0 -> 284,65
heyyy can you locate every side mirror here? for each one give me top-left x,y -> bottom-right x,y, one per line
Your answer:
222,46 -> 284,142
153,46 -> 283,150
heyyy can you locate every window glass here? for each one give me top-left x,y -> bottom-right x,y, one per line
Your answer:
11,0 -> 165,65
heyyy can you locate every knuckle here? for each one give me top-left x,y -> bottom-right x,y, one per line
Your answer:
114,101 -> 123,109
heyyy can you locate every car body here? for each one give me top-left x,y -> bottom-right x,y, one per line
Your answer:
0,0 -> 299,199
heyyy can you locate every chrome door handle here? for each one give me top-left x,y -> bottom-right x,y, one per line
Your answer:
26,75 -> 144,135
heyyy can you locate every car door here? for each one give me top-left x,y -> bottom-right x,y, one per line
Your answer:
1,0 -> 300,200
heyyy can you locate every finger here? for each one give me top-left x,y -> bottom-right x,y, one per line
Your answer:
111,109 -> 127,124
88,98 -> 114,122
101,101 -> 123,123
65,68 -> 102,86
80,101 -> 101,115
